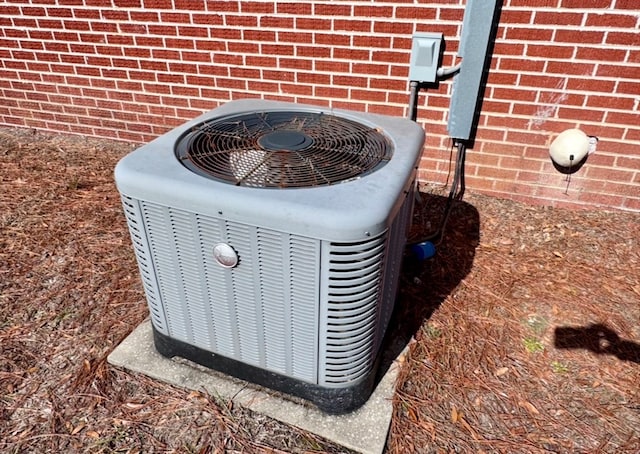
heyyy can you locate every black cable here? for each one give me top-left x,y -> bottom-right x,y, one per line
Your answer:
410,140 -> 467,247
405,79 -> 468,251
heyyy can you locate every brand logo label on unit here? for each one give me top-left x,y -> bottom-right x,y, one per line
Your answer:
212,243 -> 238,268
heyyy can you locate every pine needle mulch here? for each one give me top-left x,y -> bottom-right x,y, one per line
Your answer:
1,127 -> 638,453
0,129 -> 344,454
389,184 -> 640,453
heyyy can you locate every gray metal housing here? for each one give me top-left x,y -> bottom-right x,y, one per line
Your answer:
115,99 -> 424,401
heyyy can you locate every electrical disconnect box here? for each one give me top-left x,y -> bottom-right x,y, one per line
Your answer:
408,33 -> 443,83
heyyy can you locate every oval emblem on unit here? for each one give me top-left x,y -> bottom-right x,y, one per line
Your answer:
212,243 -> 238,268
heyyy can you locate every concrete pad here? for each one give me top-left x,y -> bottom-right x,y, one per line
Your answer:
108,319 -> 405,454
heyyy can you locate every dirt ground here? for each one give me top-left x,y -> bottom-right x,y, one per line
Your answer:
1,128 -> 639,453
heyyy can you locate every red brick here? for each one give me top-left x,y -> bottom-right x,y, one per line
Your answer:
607,31 -> 640,46
566,77 -> 614,93
210,27 -> 241,39
534,11 -> 583,25
396,6 -> 436,20
369,77 -> 405,91
352,35 -> 391,49
295,17 -> 330,30
586,165 -> 635,182
613,157 -> 640,172
556,29 -> 605,45
277,31 -> 312,44
505,130 -> 549,147
313,3 -> 351,16
586,12 -> 638,28
492,42 -> 524,57
617,81 -> 640,96
625,129 -> 640,142
229,67 -> 260,79
577,192 -> 626,208
498,57 -> 545,72
314,85 -> 349,99
537,91 -> 584,106
296,46 -> 331,59
335,48 -> 371,61
354,5 -> 393,17
505,27 -> 553,42
246,79 -> 278,92
616,0 -> 640,8
189,13 -> 221,25
240,1 -> 273,13
586,95 -> 635,110
174,0 -> 204,9
371,50 -> 406,64
628,50 -> 640,64
315,33 -> 350,46
280,57 -> 312,70
373,21 -> 413,35
556,106 -> 604,122
45,7 -> 73,18
292,72 -> 327,85
26,29 -> 52,41
216,77 -> 247,90
561,0 -> 612,7
155,72 -> 183,84
2,5 -> 20,15
105,34 -> 134,47
389,64 -> 410,78
605,111 -> 640,127
483,71 -> 516,86
597,63 -> 640,80
225,15 -> 257,27
113,0 -> 141,7
171,86 -> 199,98
526,44 -> 575,59
262,70 -> 294,82
437,6 -> 465,21
546,61 -> 595,76
72,8 -> 100,19
261,44 -> 294,56
314,60 -> 349,73
168,62 -> 197,74
63,19 -> 90,31
491,87 -> 536,103
206,1 -> 239,12
332,75 -> 368,88
180,51 -> 213,63
143,0 -> 173,8
576,47 -> 626,62
13,17 -> 38,28
333,19 -> 371,32
211,53 -> 241,66
281,82 -> 313,96
277,2 -> 310,15
623,198 -> 640,211
392,35 -> 411,49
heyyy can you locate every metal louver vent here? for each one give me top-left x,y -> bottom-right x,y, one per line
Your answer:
175,110 -> 393,188
320,232 -> 388,385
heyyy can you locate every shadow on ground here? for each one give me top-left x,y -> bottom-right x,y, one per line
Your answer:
555,323 -> 640,364
377,191 -> 480,379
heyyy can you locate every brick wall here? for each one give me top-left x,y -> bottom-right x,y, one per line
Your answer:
1,0 -> 639,211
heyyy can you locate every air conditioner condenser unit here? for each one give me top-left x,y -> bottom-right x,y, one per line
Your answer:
115,99 -> 425,413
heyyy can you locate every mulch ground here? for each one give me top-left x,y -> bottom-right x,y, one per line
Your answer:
1,127 -> 638,453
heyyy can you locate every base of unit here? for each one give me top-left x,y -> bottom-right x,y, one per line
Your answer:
152,327 -> 380,414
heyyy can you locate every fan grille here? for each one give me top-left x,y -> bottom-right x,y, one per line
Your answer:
176,110 -> 393,188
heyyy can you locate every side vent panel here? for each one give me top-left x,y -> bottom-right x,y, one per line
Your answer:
120,196 -> 168,334
318,233 -> 389,386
